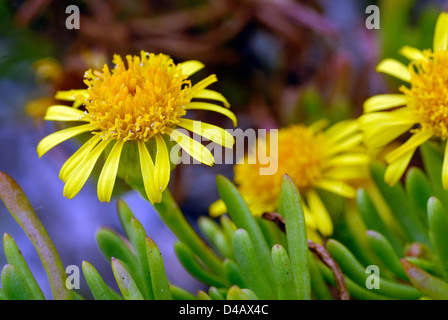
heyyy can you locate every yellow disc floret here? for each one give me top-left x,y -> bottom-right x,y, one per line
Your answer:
82,52 -> 191,142
234,125 -> 325,213
401,50 -> 448,139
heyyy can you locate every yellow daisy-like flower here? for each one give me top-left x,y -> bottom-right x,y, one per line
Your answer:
360,12 -> 448,188
210,120 -> 370,238
37,51 -> 236,203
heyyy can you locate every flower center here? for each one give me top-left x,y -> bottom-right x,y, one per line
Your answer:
82,52 -> 191,141
277,125 -> 325,190
234,125 -> 325,212
401,50 -> 448,139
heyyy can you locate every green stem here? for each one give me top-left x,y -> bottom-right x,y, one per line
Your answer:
154,189 -> 223,276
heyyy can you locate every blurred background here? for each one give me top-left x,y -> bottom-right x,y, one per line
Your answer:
0,0 -> 447,298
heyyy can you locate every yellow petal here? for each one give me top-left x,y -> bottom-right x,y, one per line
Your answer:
324,120 -> 358,144
399,46 -> 426,61
179,60 -> 204,76
442,142 -> 448,190
55,90 -> 88,101
384,131 -> 432,164
167,128 -> 215,166
358,108 -> 417,129
154,135 -> 170,192
194,89 -> 230,107
384,149 -> 414,186
44,105 -> 89,122
97,140 -> 125,202
306,190 -> 333,236
308,118 -> 330,133
138,140 -> 162,204
301,201 -> 317,230
60,134 -> 102,182
324,133 -> 363,156
186,102 -> 237,126
376,59 -> 411,82
37,123 -> 92,157
306,227 -> 323,245
189,75 -> 217,98
209,199 -> 227,218
434,12 -> 448,52
63,139 -> 111,199
177,119 -> 234,148
314,179 -> 356,198
363,123 -> 413,150
325,166 -> 370,181
363,94 -> 408,113
323,153 -> 370,168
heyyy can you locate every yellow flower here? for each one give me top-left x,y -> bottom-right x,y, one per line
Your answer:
37,51 -> 236,203
360,12 -> 448,188
210,120 -> 370,238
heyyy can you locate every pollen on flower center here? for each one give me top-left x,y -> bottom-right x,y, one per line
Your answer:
401,50 -> 448,139
277,125 -> 325,190
82,52 -> 191,141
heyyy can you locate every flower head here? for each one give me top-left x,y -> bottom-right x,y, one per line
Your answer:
360,12 -> 448,188
210,120 -> 370,238
37,51 -> 236,203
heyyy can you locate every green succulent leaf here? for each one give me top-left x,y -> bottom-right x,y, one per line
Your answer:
421,142 -> 448,211
318,262 -> 391,300
216,175 -> 277,292
169,285 -> 197,300
402,259 -> 448,300
357,188 -> 403,255
271,244 -> 298,300
371,163 -> 430,246
174,241 -> 228,287
3,233 -> 44,300
198,216 -> 234,259
145,237 -> 172,300
197,290 -> 212,300
82,261 -> 122,300
1,264 -> 36,300
308,253 -> 333,300
232,229 -> 275,299
154,190 -> 223,276
0,171 -> 73,300
111,258 -> 144,300
427,197 -> 448,281
116,198 -> 135,239
129,218 -> 154,299
327,239 -> 421,299
366,230 -> 408,280
223,259 -> 248,289
208,286 -> 225,300
226,285 -> 252,300
405,168 -> 432,227
278,174 -> 311,300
